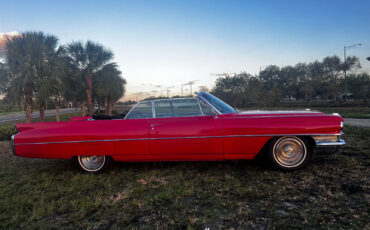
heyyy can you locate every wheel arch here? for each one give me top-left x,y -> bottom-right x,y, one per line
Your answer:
255,135 -> 315,158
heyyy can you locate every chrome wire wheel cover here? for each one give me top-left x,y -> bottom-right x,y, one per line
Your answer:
78,155 -> 105,172
273,137 -> 307,168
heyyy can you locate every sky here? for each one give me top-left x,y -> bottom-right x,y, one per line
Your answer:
1,0 -> 370,100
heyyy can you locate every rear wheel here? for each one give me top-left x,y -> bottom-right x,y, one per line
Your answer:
76,155 -> 111,173
268,136 -> 311,170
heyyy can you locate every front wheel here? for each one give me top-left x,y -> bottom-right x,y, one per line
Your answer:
75,155 -> 112,173
268,136 -> 311,171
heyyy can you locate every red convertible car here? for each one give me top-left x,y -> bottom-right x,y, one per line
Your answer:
12,92 -> 345,173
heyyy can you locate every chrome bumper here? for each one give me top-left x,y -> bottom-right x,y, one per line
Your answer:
11,134 -> 16,155
316,139 -> 346,147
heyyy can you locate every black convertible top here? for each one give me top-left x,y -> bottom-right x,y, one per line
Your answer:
91,113 -> 126,120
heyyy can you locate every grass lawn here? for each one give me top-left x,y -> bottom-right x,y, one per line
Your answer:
315,107 -> 370,119
0,127 -> 369,229
0,111 -> 81,128
0,111 -> 22,116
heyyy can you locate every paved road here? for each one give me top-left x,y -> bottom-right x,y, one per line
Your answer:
344,118 -> 370,128
0,108 -> 80,122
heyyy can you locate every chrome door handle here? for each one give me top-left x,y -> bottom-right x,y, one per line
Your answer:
150,124 -> 160,128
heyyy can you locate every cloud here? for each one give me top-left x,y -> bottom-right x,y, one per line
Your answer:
0,31 -> 20,58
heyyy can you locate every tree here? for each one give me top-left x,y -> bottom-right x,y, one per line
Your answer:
58,49 -> 87,116
347,73 -> 370,106
65,41 -> 113,116
0,62 -> 10,95
33,35 -> 59,121
198,86 -> 209,92
259,65 -> 280,91
321,55 -> 359,106
212,73 -> 264,107
46,47 -> 71,121
93,63 -> 126,115
5,32 -> 59,122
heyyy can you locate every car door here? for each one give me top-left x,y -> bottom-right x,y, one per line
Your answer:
113,101 -> 152,161
149,98 -> 223,160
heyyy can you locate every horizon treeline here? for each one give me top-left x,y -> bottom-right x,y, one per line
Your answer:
212,56 -> 370,107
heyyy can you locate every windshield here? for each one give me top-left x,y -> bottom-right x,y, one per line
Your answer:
197,92 -> 236,114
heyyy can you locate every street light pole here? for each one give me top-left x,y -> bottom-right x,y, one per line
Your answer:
166,86 -> 174,98
181,84 -> 187,97
344,46 -> 347,100
343,43 -> 361,101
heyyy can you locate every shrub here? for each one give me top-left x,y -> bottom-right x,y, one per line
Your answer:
0,125 -> 17,141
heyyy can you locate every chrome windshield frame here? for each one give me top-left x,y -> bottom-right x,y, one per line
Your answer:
195,92 -> 227,115
197,95 -> 221,115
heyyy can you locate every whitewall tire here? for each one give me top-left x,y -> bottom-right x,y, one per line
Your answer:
76,155 -> 112,173
268,137 -> 311,170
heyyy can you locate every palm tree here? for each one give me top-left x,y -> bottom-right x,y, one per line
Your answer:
0,62 -> 10,95
46,47 -> 70,121
107,74 -> 126,115
5,32 -> 58,122
93,63 -> 126,115
65,41 -> 113,116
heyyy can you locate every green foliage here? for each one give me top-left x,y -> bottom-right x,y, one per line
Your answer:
5,32 -> 59,102
65,40 -> 116,115
212,73 -> 264,107
0,125 -> 17,140
1,32 -> 126,116
0,63 -> 10,94
347,73 -> 370,106
93,63 -> 126,114
65,41 -> 113,73
212,55 -> 366,107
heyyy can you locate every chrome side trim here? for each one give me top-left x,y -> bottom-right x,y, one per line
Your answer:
316,139 -> 346,146
197,98 -> 204,116
16,138 -> 149,145
228,114 -> 335,119
15,133 -> 343,146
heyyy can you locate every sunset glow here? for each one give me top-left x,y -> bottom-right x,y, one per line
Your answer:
0,31 -> 20,58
